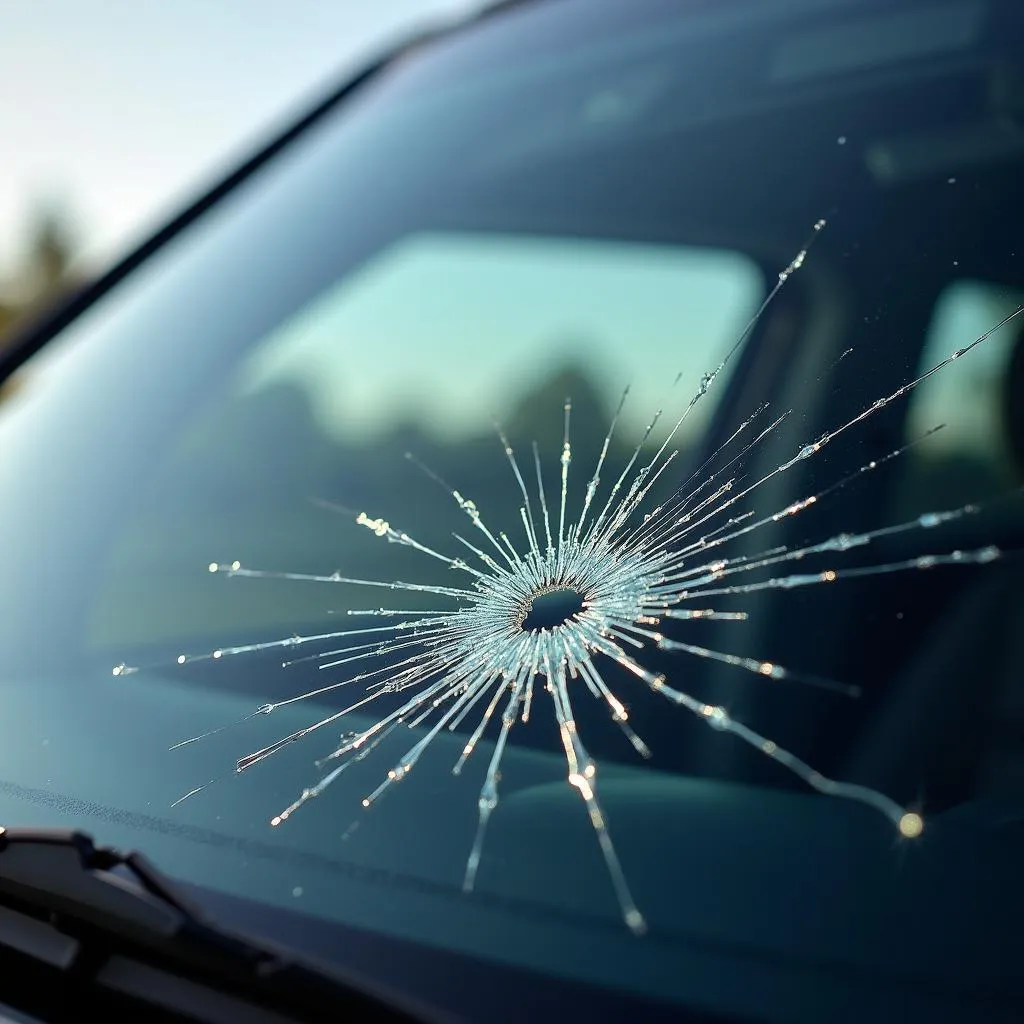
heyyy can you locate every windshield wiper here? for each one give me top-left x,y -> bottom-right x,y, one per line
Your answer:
0,826 -> 437,1023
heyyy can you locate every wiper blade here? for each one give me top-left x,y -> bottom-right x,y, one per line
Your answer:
0,826 -> 436,1023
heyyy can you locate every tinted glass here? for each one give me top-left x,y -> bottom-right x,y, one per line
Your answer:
0,0 -> 1022,1019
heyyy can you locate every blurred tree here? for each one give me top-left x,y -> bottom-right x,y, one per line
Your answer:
26,207 -> 76,296
0,201 -> 82,349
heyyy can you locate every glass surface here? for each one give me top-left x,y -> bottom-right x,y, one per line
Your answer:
897,279 -> 1024,511
89,232 -> 759,646
0,0 -> 1022,1019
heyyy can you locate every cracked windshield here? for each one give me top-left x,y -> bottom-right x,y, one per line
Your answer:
0,0 -> 1022,1017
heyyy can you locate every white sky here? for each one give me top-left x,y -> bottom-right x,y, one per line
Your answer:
0,0 -> 481,279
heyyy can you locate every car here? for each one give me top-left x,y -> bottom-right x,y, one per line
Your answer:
0,0 -> 1022,1019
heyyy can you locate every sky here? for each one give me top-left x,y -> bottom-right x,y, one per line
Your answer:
0,0 -> 481,279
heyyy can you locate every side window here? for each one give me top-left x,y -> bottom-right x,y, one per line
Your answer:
238,233 -> 759,443
894,279 -> 1024,517
90,233 -> 762,650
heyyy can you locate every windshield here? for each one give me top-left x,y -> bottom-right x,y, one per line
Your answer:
1,0 -> 1023,1019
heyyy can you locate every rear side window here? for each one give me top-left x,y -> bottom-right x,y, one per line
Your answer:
895,279 -> 1024,517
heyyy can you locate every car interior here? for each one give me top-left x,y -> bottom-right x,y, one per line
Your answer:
66,0 -> 1024,824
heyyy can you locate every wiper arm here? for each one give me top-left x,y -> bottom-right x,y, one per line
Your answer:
0,826 -> 435,1023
